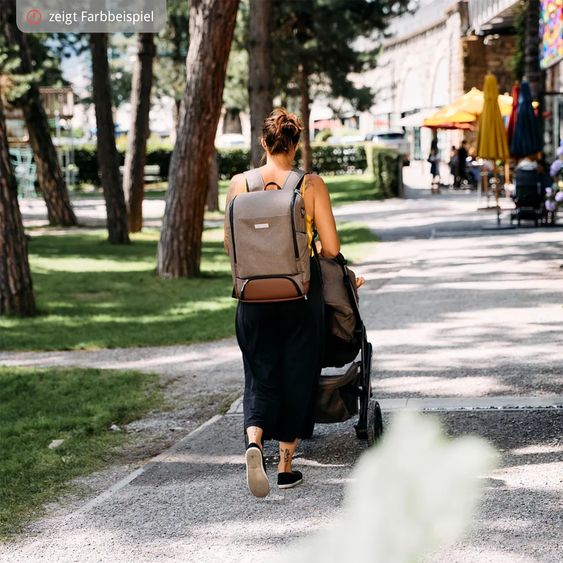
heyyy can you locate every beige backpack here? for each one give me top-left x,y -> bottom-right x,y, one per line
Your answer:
225,168 -> 311,302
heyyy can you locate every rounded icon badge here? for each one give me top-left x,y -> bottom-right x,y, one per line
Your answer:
25,9 -> 43,27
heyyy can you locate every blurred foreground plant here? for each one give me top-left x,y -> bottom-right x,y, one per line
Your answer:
279,411 -> 497,563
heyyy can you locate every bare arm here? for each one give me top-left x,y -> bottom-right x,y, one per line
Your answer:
308,174 -> 340,258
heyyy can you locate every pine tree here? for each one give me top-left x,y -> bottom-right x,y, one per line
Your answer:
271,0 -> 410,170
157,0 -> 239,278
1,2 -> 77,226
154,0 -> 190,134
123,33 -> 156,233
0,76 -> 35,316
89,33 -> 130,244
248,0 -> 272,167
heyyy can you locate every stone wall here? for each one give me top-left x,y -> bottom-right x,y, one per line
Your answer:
462,34 -> 517,94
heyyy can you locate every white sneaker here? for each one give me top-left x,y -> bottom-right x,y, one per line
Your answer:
245,443 -> 269,498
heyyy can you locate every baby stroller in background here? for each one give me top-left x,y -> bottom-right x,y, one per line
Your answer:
314,254 -> 383,446
510,168 -> 545,227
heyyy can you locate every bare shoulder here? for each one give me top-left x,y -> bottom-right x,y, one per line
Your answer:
304,173 -> 329,195
229,173 -> 246,195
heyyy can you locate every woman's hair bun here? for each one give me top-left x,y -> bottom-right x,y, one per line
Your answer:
261,108 -> 303,155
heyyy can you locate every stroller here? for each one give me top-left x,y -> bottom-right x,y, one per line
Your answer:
314,254 -> 383,446
510,168 -> 545,227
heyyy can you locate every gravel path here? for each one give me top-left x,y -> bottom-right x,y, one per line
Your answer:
2,176 -> 562,561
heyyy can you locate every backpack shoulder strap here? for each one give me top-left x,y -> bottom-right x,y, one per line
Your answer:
281,169 -> 306,192
244,169 -> 265,192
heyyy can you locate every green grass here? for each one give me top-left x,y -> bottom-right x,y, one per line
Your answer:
0,221 -> 376,352
337,222 -> 379,265
325,174 -> 382,205
0,228 -> 235,351
0,367 -> 162,537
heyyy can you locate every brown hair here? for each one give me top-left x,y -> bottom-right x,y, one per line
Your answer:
261,108 -> 303,155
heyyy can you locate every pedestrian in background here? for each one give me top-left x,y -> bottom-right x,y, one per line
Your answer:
448,146 -> 458,187
428,146 -> 440,191
455,140 -> 468,188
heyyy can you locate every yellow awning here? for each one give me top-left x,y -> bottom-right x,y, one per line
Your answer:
452,87 -> 513,118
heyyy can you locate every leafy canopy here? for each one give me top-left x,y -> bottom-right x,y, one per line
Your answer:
270,0 -> 412,112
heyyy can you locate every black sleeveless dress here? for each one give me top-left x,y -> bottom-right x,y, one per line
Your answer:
235,256 -> 324,442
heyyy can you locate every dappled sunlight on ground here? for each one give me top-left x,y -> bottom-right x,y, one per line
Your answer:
350,215 -> 563,398
376,375 -> 512,396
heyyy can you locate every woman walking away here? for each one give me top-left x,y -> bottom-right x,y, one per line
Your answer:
225,108 -> 362,498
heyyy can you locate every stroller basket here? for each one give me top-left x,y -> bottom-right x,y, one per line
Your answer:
315,363 -> 360,423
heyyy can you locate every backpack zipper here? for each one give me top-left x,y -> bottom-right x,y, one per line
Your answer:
229,197 -> 237,264
289,190 -> 300,259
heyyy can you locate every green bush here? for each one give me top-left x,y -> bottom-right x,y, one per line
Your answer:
368,144 -> 402,198
309,143 -> 367,175
146,148 -> 172,179
315,128 -> 333,142
73,142 -> 400,196
74,146 -> 168,186
217,148 -> 251,180
74,146 -> 105,186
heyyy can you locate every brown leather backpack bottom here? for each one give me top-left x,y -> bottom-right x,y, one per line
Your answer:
240,277 -> 310,302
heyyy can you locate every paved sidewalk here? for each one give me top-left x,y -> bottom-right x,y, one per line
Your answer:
2,181 -> 562,561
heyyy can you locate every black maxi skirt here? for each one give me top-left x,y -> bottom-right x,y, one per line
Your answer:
235,257 -> 324,443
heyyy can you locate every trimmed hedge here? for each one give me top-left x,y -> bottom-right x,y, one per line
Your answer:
73,142 -> 401,197
308,143 -> 367,176
216,148 -> 251,181
74,145 -> 168,186
74,146 -> 105,186
367,144 -> 403,198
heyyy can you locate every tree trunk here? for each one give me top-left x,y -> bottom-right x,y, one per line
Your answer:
123,33 -> 156,233
2,4 -> 77,227
248,0 -> 273,168
206,150 -> 219,211
222,107 -> 243,134
0,93 -> 36,316
90,34 -> 130,244
158,0 -> 239,278
298,63 -> 313,172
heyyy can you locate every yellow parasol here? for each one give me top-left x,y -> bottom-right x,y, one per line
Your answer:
422,87 -> 514,129
475,74 -> 510,223
422,105 -> 476,129
475,74 -> 510,161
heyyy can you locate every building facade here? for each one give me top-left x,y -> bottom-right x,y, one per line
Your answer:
357,0 -> 519,161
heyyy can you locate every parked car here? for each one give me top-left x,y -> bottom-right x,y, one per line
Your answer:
326,134 -> 366,145
215,133 -> 247,148
365,130 -> 410,161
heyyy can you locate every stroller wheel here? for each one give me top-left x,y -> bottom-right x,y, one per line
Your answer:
366,399 -> 383,446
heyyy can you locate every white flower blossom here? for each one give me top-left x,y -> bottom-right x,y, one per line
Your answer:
278,411 -> 497,563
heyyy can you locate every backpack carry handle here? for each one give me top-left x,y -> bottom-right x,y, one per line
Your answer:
244,168 -> 306,193
264,181 -> 282,190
